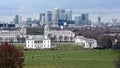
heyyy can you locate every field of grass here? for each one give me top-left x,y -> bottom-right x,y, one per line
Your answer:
24,45 -> 118,68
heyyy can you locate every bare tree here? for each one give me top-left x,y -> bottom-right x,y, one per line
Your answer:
0,42 -> 24,68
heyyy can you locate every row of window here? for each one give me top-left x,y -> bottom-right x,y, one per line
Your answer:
35,41 -> 42,43
43,41 -> 50,43
27,41 -> 34,43
27,41 -> 50,44
27,44 -> 50,48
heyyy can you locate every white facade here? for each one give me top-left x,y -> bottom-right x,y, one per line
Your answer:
50,30 -> 75,42
26,25 -> 51,49
0,30 -> 26,42
43,39 -> 51,48
26,35 -> 51,49
75,36 -> 97,48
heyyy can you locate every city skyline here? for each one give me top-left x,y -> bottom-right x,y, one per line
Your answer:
0,0 -> 120,22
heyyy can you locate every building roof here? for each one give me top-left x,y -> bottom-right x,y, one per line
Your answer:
76,36 -> 97,43
26,35 -> 50,41
0,30 -> 23,35
50,30 -> 75,36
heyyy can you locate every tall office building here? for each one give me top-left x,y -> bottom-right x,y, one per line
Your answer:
66,10 -> 72,21
39,13 -> 46,25
74,16 -> 81,26
98,17 -> 101,23
19,16 -> 22,24
112,19 -> 118,23
97,17 -> 102,26
81,13 -> 89,21
81,13 -> 90,25
27,18 -> 32,23
59,9 -> 66,20
74,13 -> 90,26
14,15 -> 19,24
39,13 -> 43,22
52,8 -> 73,26
46,11 -> 52,23
41,13 -> 46,25
52,7 -> 60,24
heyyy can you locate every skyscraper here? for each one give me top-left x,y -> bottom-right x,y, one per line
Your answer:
39,13 -> 43,22
46,11 -> 52,23
66,10 -> 72,21
59,9 -> 66,20
81,13 -> 89,21
74,16 -> 81,26
14,15 -> 19,24
112,19 -> 118,23
74,13 -> 91,26
81,13 -> 91,25
52,7 -> 59,24
98,17 -> 101,23
39,13 -> 46,25
27,18 -> 32,23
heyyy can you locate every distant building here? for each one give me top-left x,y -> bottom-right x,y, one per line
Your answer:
39,13 -> 43,22
52,7 -> 60,24
46,11 -> 52,23
39,13 -> 46,25
75,36 -> 97,48
49,30 -> 75,42
26,35 -> 51,49
81,13 -> 89,21
0,29 -> 25,42
112,19 -> 118,23
27,18 -> 32,23
26,25 -> 51,49
75,13 -> 91,26
98,17 -> 101,23
59,9 -> 66,20
0,23 -> 15,28
13,15 -> 19,24
66,10 -> 72,21
74,16 -> 81,26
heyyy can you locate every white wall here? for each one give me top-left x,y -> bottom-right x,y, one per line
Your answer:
75,37 -> 97,48
26,40 -> 36,49
43,39 -> 51,48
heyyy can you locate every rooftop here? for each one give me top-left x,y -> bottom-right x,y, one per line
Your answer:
26,35 -> 50,41
76,36 -> 97,43
50,30 -> 74,35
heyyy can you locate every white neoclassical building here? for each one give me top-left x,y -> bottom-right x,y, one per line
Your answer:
75,36 -> 97,48
26,35 -> 51,49
49,30 -> 75,42
25,25 -> 51,49
0,28 -> 26,42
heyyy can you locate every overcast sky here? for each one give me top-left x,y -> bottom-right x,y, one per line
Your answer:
0,0 -> 120,22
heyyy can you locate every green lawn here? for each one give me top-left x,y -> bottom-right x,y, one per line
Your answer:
24,45 -> 118,68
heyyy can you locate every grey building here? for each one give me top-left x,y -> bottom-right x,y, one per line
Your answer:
39,13 -> 46,25
59,9 -> 66,20
46,11 -> 52,23
66,10 -> 72,21
13,15 -> 19,24
74,16 -> 81,26
52,7 -> 60,24
75,13 -> 91,26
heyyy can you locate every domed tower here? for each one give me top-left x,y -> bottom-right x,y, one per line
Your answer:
44,25 -> 50,38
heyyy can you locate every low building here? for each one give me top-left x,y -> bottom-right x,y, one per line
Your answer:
0,30 -> 25,42
26,35 -> 51,49
75,36 -> 97,48
49,30 -> 75,42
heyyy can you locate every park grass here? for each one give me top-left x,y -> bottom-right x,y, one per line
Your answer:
24,45 -> 118,68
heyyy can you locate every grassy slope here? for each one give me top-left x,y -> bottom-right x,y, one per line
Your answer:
24,45 -> 118,68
